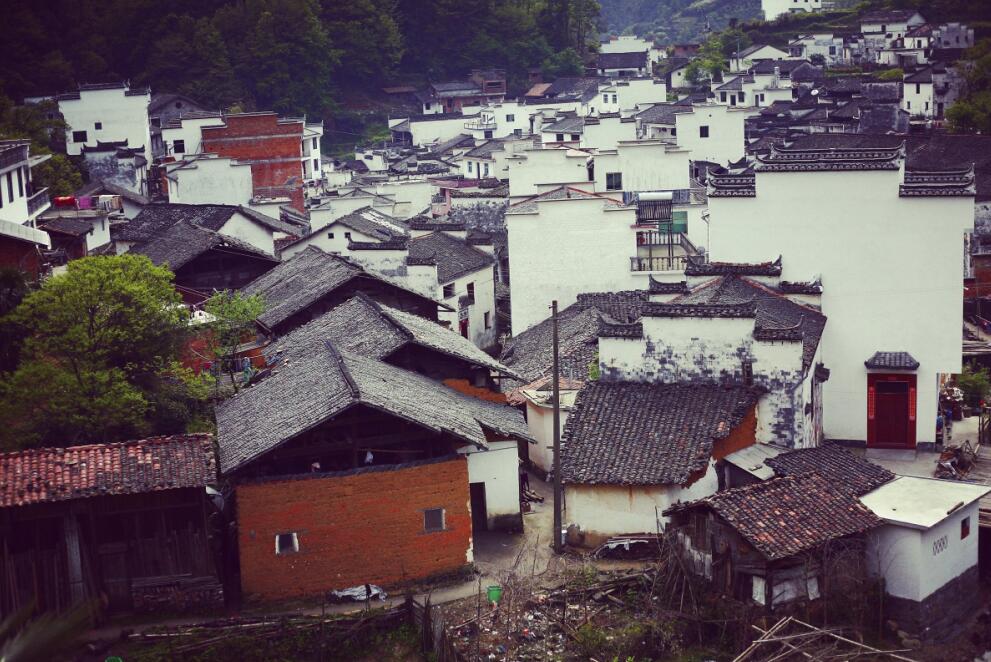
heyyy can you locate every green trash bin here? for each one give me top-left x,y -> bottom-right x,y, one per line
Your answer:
486,584 -> 503,603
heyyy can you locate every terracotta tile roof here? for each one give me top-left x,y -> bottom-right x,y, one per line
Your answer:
765,444 -> 895,496
667,473 -> 882,560
561,382 -> 762,486
0,435 -> 216,508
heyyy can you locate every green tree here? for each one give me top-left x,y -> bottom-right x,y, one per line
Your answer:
874,67 -> 904,81
321,0 -> 404,83
956,364 -> 991,408
542,48 -> 585,78
948,39 -> 991,134
0,255 -> 200,449
204,290 -> 265,393
0,95 -> 84,196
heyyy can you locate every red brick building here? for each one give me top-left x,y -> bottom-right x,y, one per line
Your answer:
236,457 -> 471,600
0,219 -> 49,280
200,113 -> 306,212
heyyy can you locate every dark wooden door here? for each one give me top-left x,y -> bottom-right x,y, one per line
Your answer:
469,482 -> 487,535
868,374 -> 917,449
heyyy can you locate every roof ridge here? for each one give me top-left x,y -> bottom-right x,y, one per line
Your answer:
0,433 -> 214,460
324,341 -> 361,400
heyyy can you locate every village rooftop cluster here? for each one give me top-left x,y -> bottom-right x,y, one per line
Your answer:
1,4 -> 991,658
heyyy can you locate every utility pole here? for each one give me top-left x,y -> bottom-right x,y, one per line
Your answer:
551,300 -> 563,554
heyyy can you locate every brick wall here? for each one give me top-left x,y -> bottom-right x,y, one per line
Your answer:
236,457 -> 472,601
0,236 -> 41,279
201,113 -> 305,212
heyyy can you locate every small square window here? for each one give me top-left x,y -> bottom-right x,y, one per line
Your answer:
275,532 -> 299,555
424,508 -> 445,532
570,133 -> 580,141
556,133 -> 564,142
506,114 -> 515,122
443,283 -> 455,298
327,232 -> 335,239
72,130 -> 88,143
173,139 -> 186,153
962,516 -> 971,539
699,125 -> 710,138
606,172 -> 622,191
94,121 -> 102,130
344,232 -> 352,240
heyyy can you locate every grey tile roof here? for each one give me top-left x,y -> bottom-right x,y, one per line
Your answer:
765,444 -> 895,496
215,344 -> 531,473
561,382 -> 763,486
243,246 -> 442,330
265,294 -> 518,377
667,275 -> 826,369
635,103 -> 685,125
407,231 -> 494,283
542,116 -> 585,134
665,473 -> 881,561
40,216 -> 93,237
76,179 -> 151,205
864,351 -> 919,370
500,291 -> 650,387
130,220 -> 276,270
114,203 -> 297,242
464,140 -> 507,159
597,51 -> 648,70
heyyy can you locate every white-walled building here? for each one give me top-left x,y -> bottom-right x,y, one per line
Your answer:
309,189 -> 398,229
280,206 -> 407,261
160,113 -> 225,159
600,35 -> 665,65
582,115 -> 639,152
902,68 -> 936,118
635,102 -> 746,166
706,143 -> 974,451
730,44 -> 790,73
762,0 -> 822,22
593,141 -> 691,194
505,187 -> 638,334
166,155 -> 254,206
505,148 -> 593,200
302,122 -> 323,182
408,228 -> 498,349
788,33 -> 845,66
862,477 -> 990,638
58,83 -> 152,161
458,440 -> 523,530
0,140 -> 51,227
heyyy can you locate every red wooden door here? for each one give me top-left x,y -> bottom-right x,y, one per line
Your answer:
867,374 -> 917,449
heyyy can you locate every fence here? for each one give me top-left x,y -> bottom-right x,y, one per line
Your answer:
410,595 -> 463,661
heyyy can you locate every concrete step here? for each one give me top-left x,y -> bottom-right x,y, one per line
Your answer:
866,448 -> 918,462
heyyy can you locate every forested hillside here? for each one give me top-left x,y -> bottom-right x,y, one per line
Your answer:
0,0 -> 600,117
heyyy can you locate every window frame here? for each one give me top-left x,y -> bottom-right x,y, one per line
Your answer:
72,130 -> 88,143
699,125 -> 710,138
94,121 -> 102,130
275,532 -> 299,555
962,516 -> 971,539
442,283 -> 456,298
605,172 -> 623,191
173,139 -> 186,153
424,508 -> 446,533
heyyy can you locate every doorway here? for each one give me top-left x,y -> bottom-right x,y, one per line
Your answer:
469,482 -> 488,535
867,373 -> 917,449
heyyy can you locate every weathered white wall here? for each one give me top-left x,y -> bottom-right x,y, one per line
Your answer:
582,117 -> 638,152
674,105 -> 746,166
218,211 -> 275,255
918,503 -> 980,599
708,168 -> 971,445
349,248 -> 411,279
902,81 -> 935,118
507,198 -> 637,334
161,116 -> 225,158
374,180 -> 433,219
616,79 -> 669,110
280,226 -> 378,260
437,264 -> 498,349
410,113 -> 479,146
594,142 -> 690,193
309,196 -> 396,230
60,88 -> 151,160
168,157 -> 253,206
506,150 -> 592,199
459,441 -> 521,530
565,461 -> 719,543
599,317 -> 814,448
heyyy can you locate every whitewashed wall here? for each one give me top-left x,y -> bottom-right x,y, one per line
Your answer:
507,198 -> 637,334
565,460 -> 719,544
60,87 -> 151,160
506,150 -> 592,199
437,265 -> 498,349
902,81 -> 935,118
280,226 -> 378,260
707,167 -> 972,445
594,142 -> 690,193
161,116 -> 225,158
583,116 -> 638,152
459,441 -> 521,530
218,212 -> 276,255
168,158 -> 253,206
674,105 -> 746,166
